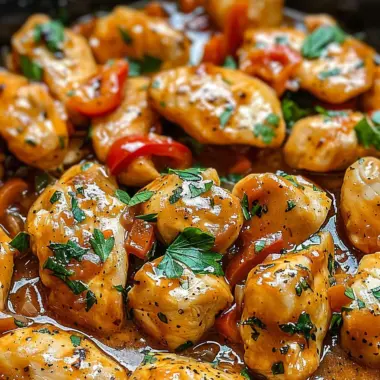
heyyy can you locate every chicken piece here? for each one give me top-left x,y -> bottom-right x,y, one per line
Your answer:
12,14 -> 97,106
92,76 -> 161,187
0,324 -> 128,378
298,37 -> 375,104
0,71 -> 68,170
340,157 -> 380,254
232,172 -> 331,249
284,112 -> 380,172
137,168 -> 243,252
362,66 -> 380,112
205,0 -> 283,30
0,227 -> 13,311
131,353 -> 244,379
340,253 -> 380,369
128,257 -> 233,350
304,14 -> 337,32
238,28 -> 305,95
148,64 -> 286,147
240,232 -> 334,379
26,163 -> 128,333
89,6 -> 190,68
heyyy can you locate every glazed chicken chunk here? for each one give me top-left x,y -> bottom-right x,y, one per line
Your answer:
205,0 -> 284,30
340,253 -> 380,369
340,157 -> 380,254
240,232 -> 334,379
284,112 -> 380,172
362,66 -> 380,112
90,6 -> 190,67
149,64 -> 286,147
12,14 -> 97,106
137,168 -> 243,252
297,29 -> 375,104
0,71 -> 68,170
232,172 -> 331,249
128,257 -> 233,350
92,77 -> 161,187
0,324 -> 128,378
0,227 -> 14,311
26,163 -> 128,333
131,353 -> 244,379
238,28 -> 305,95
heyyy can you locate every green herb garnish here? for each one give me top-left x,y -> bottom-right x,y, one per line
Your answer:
90,229 -> 114,262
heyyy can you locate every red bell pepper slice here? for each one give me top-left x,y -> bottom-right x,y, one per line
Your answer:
107,134 -> 193,176
215,303 -> 242,343
202,34 -> 227,65
226,231 -> 284,287
125,219 -> 156,260
67,60 -> 128,117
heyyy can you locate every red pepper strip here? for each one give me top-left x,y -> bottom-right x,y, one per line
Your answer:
223,0 -> 249,56
67,60 -> 129,117
202,34 -> 227,65
226,232 -> 284,288
107,134 -> 193,176
215,303 -> 242,343
125,219 -> 156,260
247,45 -> 301,95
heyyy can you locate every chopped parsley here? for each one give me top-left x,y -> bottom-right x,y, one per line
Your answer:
329,312 -> 343,333
281,98 -> 312,130
371,286 -> 380,300
241,193 -> 251,220
85,290 -> 97,311
220,173 -> 244,186
189,181 -> 213,198
272,361 -> 285,375
157,227 -> 223,279
240,367 -> 252,379
115,189 -> 131,205
301,25 -> 346,59
285,200 -> 296,212
219,105 -> 234,128
20,56 -> 43,81
34,20 -> 65,53
48,240 -> 88,264
344,287 -> 355,300
118,27 -> 133,45
295,278 -> 310,296
90,229 -> 115,262
70,335 -> 81,347
254,239 -> 266,253
223,55 -> 237,69
253,123 -> 276,145
318,67 -> 341,80
128,190 -> 155,207
142,352 -> 158,365
266,113 -> 280,127
128,55 -> 162,77
10,232 -> 30,253
14,319 -> 28,328
354,117 -> 380,151
50,190 -> 62,204
277,171 -> 304,190
168,167 -> 205,181
135,213 -> 158,222
69,192 -> 85,222
280,312 -> 316,342
169,186 -> 183,204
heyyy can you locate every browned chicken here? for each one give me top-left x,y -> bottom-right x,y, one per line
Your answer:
12,14 -> 97,106
362,66 -> 380,111
340,157 -> 380,254
89,6 -> 190,67
130,353 -> 245,379
26,163 -> 128,333
240,232 -> 333,379
128,257 -> 233,350
284,112 -> 380,172
92,76 -> 161,187
340,253 -> 380,369
149,65 -> 286,147
232,172 -> 331,248
0,71 -> 68,170
0,226 -> 14,311
0,324 -> 128,378
205,0 -> 284,30
137,168 -> 243,252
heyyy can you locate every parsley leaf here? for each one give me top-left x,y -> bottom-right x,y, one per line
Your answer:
223,55 -> 237,69
20,56 -> 43,81
70,335 -> 81,347
10,232 -> 30,253
115,189 -> 131,205
281,98 -> 312,130
241,193 -> 251,220
90,229 -> 115,262
189,181 -> 213,198
301,25 -> 346,59
220,173 -> 243,186
168,167 -> 205,181
253,123 -> 275,144
128,55 -> 162,77
329,312 -> 343,333
344,287 -> 355,300
169,186 -> 183,204
69,192 -> 85,222
128,190 -> 155,207
354,117 -> 380,150
48,240 -> 88,265
219,105 -> 234,128
86,290 -> 97,311
280,312 -> 316,342
135,213 -> 158,222
240,368 -> 252,379
50,190 -> 62,204
272,362 -> 285,375
285,200 -> 296,212
371,286 -> 380,300
119,27 -> 133,45
318,67 -> 341,80
277,170 -> 305,189
14,318 -> 28,328
254,239 -> 266,253
142,352 -> 158,365
157,227 -> 223,278
34,20 -> 65,53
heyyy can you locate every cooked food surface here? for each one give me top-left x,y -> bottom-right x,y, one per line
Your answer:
0,2 -> 380,379
26,163 -> 128,333
240,232 -> 333,379
340,253 -> 380,369
284,112 -> 380,172
130,353 -> 244,379
0,324 -> 128,378
148,64 -> 286,147
340,157 -> 380,254
129,257 -> 233,350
